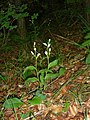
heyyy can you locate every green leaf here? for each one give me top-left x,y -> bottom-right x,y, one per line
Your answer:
59,67 -> 66,76
86,53 -> 90,64
3,98 -> 23,108
62,101 -> 70,112
24,66 -> 36,72
0,74 -> 7,81
38,69 -> 47,75
25,77 -> 39,84
48,59 -> 58,69
9,25 -> 17,30
38,69 -> 52,76
36,90 -> 46,100
45,73 -> 59,80
84,32 -> 90,39
23,66 -> 36,79
81,40 -> 90,47
28,96 -> 42,105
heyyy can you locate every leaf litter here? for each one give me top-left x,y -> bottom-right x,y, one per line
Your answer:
0,32 -> 90,120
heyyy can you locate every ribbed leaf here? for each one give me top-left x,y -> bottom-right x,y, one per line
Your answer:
25,77 -> 39,84
45,73 -> 59,80
86,53 -> 90,64
23,66 -> 36,79
48,59 -> 58,69
38,69 -> 52,75
59,67 -> 66,76
84,32 -> 90,39
3,98 -> 23,108
81,40 -> 90,47
28,96 -> 42,105
36,90 -> 46,100
23,66 -> 36,72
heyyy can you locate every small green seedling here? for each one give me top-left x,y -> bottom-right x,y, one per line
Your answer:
3,97 -> 23,120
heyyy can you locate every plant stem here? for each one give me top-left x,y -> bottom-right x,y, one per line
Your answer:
13,107 -> 18,120
47,56 -> 49,69
36,58 -> 38,78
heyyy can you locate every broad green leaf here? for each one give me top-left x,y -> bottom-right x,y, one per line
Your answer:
37,93 -> 46,100
3,98 -> 23,108
24,66 -> 36,73
28,96 -> 42,105
81,40 -> 90,47
38,69 -> 52,75
36,90 -> 46,100
48,59 -> 58,69
84,32 -> 90,39
25,77 -> 39,84
23,70 -> 32,80
23,66 -> 36,79
45,73 -> 59,80
86,53 -> 90,64
59,67 -> 66,76
38,69 -> 47,75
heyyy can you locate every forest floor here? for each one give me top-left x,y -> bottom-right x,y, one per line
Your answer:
0,25 -> 90,120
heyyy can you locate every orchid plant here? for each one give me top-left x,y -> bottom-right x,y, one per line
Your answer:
23,39 -> 65,90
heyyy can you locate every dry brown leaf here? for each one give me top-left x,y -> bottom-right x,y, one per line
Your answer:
69,103 -> 78,116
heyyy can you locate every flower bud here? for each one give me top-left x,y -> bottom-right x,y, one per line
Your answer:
49,39 -> 51,42
34,47 -> 36,51
43,43 -> 47,46
48,43 -> 51,48
37,53 -> 40,57
31,51 -> 34,55
49,48 -> 51,52
45,51 -> 48,55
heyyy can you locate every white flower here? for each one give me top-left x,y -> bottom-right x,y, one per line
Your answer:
43,43 -> 47,46
49,48 -> 51,52
31,51 -> 34,55
45,51 -> 48,55
49,39 -> 51,42
48,43 -> 51,48
37,53 -> 40,57
34,47 -> 36,51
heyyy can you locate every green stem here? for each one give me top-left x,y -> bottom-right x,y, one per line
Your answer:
36,58 -> 38,79
13,107 -> 18,120
11,100 -> 18,120
47,56 -> 49,70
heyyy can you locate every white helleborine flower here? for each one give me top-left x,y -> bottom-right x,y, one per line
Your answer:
37,53 -> 40,57
45,51 -> 48,55
49,39 -> 51,42
43,43 -> 47,46
49,48 -> 51,52
34,47 -> 36,51
47,43 -> 51,48
31,51 -> 34,55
